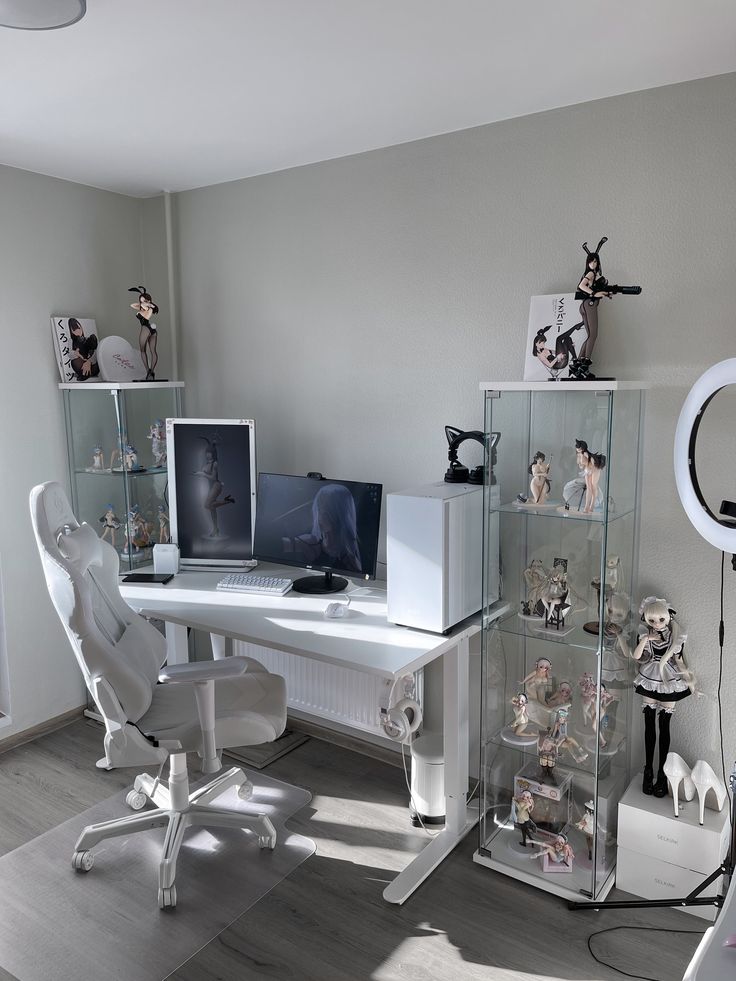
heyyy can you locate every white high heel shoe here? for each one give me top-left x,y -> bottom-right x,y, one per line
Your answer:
663,752 -> 695,818
691,760 -> 728,825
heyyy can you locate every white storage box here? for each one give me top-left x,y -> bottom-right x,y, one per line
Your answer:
616,847 -> 722,921
618,778 -> 729,872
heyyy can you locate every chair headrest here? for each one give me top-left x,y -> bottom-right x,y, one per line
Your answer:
30,481 -> 103,572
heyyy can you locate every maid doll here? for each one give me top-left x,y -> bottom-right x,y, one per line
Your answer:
631,596 -> 695,796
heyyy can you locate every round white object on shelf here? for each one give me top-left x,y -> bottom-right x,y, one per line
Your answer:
674,358 -> 736,552
97,336 -> 145,382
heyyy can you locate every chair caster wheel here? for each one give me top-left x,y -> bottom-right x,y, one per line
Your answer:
258,834 -> 276,850
238,779 -> 254,801
72,850 -> 94,872
126,790 -> 147,811
158,885 -> 177,909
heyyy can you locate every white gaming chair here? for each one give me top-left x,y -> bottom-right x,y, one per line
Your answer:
30,481 -> 287,909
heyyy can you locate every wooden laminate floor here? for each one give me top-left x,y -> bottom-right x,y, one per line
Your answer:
0,719 -> 705,981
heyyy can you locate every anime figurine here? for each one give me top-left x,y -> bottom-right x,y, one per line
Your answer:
523,657 -> 553,705
540,567 -> 571,628
537,728 -> 559,784
551,707 -> 589,764
582,449 -> 606,514
510,692 -> 531,735
629,596 -> 695,797
575,800 -> 596,860
578,672 -> 597,726
546,679 -> 573,709
123,444 -> 141,471
511,789 -> 537,847
563,439 -> 592,512
147,419 -> 167,468
88,445 -> 105,471
124,505 -> 152,552
128,285 -> 160,381
586,556 -> 625,635
595,684 -> 617,748
68,317 -> 100,380
520,558 -> 547,617
528,451 -> 552,505
568,237 -> 642,381
534,833 -> 574,870
98,505 -> 121,547
157,505 -> 170,544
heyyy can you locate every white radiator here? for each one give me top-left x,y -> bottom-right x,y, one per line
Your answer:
234,640 -> 389,738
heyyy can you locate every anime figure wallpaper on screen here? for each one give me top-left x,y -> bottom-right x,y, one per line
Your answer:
254,474 -> 382,580
172,424 -> 254,561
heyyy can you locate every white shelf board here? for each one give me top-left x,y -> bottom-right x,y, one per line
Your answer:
59,380 -> 184,391
479,380 -> 647,392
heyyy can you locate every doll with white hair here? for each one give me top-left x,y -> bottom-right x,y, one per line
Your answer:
630,596 -> 695,797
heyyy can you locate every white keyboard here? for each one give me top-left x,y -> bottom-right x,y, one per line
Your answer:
216,573 -> 292,596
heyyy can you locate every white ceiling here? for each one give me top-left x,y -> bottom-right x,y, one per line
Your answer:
1,0 -> 735,197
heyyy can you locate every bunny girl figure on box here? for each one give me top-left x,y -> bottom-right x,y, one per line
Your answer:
631,596 -> 695,797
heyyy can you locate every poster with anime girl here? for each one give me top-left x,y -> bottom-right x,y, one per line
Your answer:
523,294 -> 583,382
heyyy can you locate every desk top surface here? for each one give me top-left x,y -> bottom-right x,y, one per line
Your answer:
120,566 -> 497,677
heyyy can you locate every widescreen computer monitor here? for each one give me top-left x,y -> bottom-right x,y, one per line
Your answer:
167,418 -> 256,567
253,473 -> 382,593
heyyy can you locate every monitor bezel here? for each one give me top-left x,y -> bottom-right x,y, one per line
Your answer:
167,417 -> 257,568
253,472 -> 382,582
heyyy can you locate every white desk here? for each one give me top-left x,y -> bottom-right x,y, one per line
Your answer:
121,567 -> 504,905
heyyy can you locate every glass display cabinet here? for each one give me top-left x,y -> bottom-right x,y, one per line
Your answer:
474,381 -> 645,901
61,382 -> 184,569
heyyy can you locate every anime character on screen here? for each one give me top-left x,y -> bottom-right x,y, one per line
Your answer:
192,435 -> 235,537
284,484 -> 362,573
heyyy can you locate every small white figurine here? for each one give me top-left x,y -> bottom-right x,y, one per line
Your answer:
157,505 -> 170,544
89,445 -> 105,471
546,679 -> 573,709
534,833 -> 574,870
124,505 -> 152,552
510,692 -> 530,735
575,800 -> 596,860
520,558 -> 547,617
98,505 -> 121,547
550,707 -> 589,763
540,568 -> 571,628
123,444 -> 140,471
522,657 -> 553,705
148,419 -> 167,468
578,672 -> 597,726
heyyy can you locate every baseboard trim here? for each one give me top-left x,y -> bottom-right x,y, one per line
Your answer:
0,706 -> 85,756
288,714 -> 403,769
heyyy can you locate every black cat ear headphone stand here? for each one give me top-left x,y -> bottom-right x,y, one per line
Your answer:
444,426 -> 499,485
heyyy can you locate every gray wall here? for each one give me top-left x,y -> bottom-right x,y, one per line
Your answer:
173,73 -> 736,774
0,165 -> 153,739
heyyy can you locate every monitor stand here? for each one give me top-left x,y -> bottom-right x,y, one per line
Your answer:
291,570 -> 348,594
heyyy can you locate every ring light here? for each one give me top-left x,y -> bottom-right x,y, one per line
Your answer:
674,358 -> 736,552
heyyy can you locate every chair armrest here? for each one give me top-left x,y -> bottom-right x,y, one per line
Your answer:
158,657 -> 248,773
158,657 -> 248,685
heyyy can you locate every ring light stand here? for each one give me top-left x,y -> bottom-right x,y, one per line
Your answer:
571,359 -> 736,914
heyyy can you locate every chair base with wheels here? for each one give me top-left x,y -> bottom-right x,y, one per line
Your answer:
73,754 -> 275,909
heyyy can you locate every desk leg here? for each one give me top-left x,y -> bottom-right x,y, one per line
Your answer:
383,634 -> 478,905
210,633 -> 233,660
165,622 -> 189,666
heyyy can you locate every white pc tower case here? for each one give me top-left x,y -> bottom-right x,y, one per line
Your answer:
387,481 -> 499,634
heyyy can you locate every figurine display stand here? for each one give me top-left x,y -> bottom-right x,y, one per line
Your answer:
500,726 -> 539,747
476,380 -> 646,904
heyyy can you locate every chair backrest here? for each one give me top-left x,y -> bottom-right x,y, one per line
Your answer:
29,482 -> 166,724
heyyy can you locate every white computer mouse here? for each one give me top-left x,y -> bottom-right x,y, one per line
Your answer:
324,602 -> 349,619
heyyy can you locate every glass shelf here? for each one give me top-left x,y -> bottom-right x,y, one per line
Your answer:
490,500 -> 636,524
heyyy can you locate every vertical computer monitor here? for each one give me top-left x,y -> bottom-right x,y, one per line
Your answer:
167,418 -> 256,567
253,473 -> 383,593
